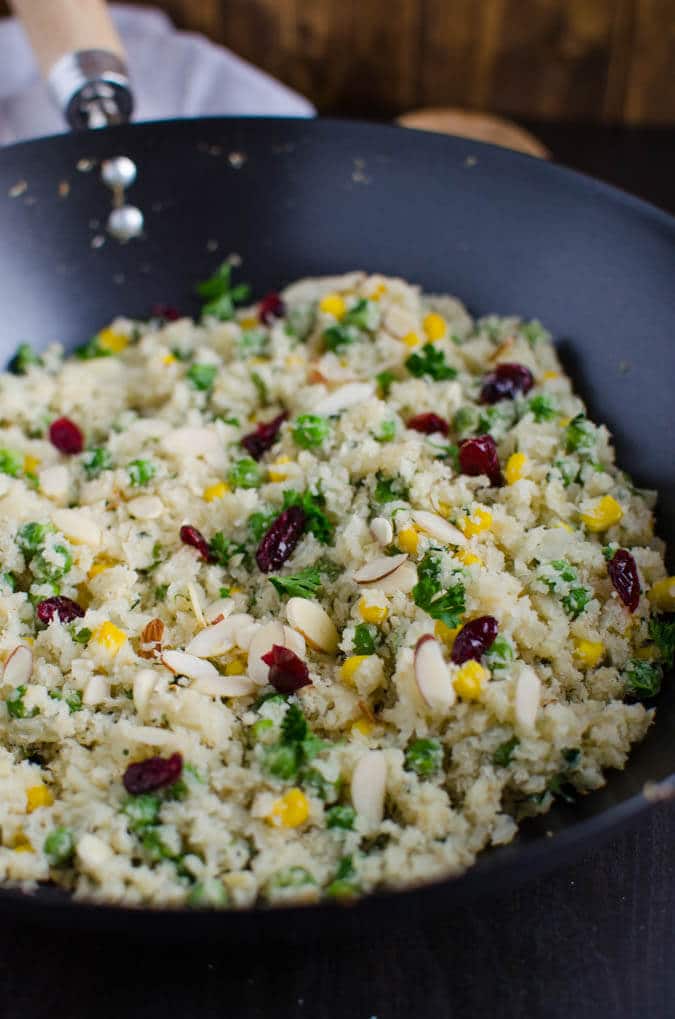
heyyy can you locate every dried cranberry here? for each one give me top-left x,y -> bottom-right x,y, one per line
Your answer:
256,505 -> 307,573
180,524 -> 212,562
608,549 -> 640,613
451,616 -> 499,664
480,363 -> 534,404
49,416 -> 84,455
123,752 -> 183,795
262,644 -> 311,694
258,292 -> 285,325
36,596 -> 85,625
407,413 -> 450,436
151,303 -> 181,321
458,434 -> 502,484
241,412 -> 287,460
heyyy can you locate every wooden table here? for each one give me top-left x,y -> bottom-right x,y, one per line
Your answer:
0,123 -> 673,1019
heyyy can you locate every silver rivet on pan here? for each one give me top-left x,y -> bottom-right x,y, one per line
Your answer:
107,205 -> 144,242
101,156 -> 138,191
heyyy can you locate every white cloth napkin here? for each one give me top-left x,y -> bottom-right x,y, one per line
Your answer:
0,3 -> 314,146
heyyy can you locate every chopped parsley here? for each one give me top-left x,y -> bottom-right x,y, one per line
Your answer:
527,394 -> 557,422
127,459 -> 156,487
413,552 -> 466,629
565,414 -> 596,455
8,343 -> 42,374
404,738 -> 443,777
405,343 -> 457,381
353,623 -> 378,655
493,735 -> 519,767
326,856 -> 359,899
521,320 -> 549,346
208,532 -> 243,567
71,627 -> 92,645
251,371 -> 268,405
270,566 -> 322,599
374,420 -> 396,443
373,473 -> 408,504
539,560 -> 590,619
74,335 -> 111,360
0,449 -> 22,477
263,703 -> 328,782
343,298 -> 380,331
326,805 -> 356,830
82,447 -> 113,479
323,323 -> 362,352
623,659 -> 662,700
186,363 -> 218,391
376,370 -> 395,397
197,261 -> 251,320
453,405 -> 479,439
248,509 -> 277,542
6,685 -> 39,719
282,488 -> 333,543
648,616 -> 675,669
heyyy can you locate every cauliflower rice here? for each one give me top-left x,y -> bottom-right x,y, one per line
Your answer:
0,268 -> 672,910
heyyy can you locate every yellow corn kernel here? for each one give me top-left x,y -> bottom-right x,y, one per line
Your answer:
352,719 -> 374,737
435,620 -> 461,646
559,417 -> 572,428
26,785 -> 54,813
504,452 -> 527,485
93,621 -> 127,656
456,549 -> 482,567
341,655 -> 371,685
458,507 -> 492,538
203,481 -> 229,502
358,599 -> 388,625
230,586 -> 242,595
267,788 -> 310,828
23,454 -> 41,475
268,455 -> 292,483
423,312 -> 446,342
370,283 -> 387,300
397,526 -> 419,555
13,831 -> 34,853
239,316 -> 258,330
555,520 -> 573,533
162,353 -> 176,366
87,557 -> 116,579
574,639 -> 605,669
542,370 -> 559,381
225,657 -> 246,676
97,327 -> 129,353
402,331 -> 421,348
437,501 -> 452,518
453,660 -> 489,701
285,354 -> 305,368
648,577 -> 675,612
580,495 -> 623,533
319,294 -> 346,319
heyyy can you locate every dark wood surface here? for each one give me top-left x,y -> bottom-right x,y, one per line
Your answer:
0,124 -> 673,1019
6,0 -> 675,125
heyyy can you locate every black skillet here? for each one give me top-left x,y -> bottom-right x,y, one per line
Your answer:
0,2 -> 673,938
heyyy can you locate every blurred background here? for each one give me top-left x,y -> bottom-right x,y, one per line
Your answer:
3,0 -> 671,124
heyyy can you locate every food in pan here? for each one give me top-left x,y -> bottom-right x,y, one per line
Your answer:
0,268 -> 672,909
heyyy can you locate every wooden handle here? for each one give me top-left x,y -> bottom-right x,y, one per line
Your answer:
10,0 -> 125,77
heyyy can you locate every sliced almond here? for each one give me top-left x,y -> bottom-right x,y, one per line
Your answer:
139,618 -> 164,659
127,495 -> 164,520
488,335 -> 515,363
373,560 -> 418,595
515,665 -> 541,729
204,597 -> 235,625
414,635 -> 455,712
286,598 -> 338,654
133,668 -> 159,715
232,617 -> 261,651
83,674 -> 109,706
283,625 -> 306,658
2,645 -> 32,687
186,616 -> 235,658
383,304 -> 418,339
313,382 -> 375,416
161,650 -> 219,684
193,673 -> 257,698
51,508 -> 101,547
412,510 -> 467,547
351,750 -> 386,827
247,621 -> 286,685
38,464 -> 70,501
353,553 -> 408,585
370,516 -> 393,546
186,582 -> 206,628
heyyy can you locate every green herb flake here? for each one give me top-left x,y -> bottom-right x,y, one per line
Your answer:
251,371 -> 268,405
405,343 -> 457,381
127,459 -> 156,487
282,488 -> 333,543
648,617 -> 675,669
343,298 -> 380,331
353,623 -> 377,655
527,394 -> 557,422
9,343 -> 42,375
326,805 -> 356,830
376,370 -> 395,397
292,414 -> 330,449
187,363 -> 218,392
493,735 -> 519,767
197,261 -> 251,321
565,414 -> 596,455
122,793 -> 161,832
323,323 -> 362,352
404,738 -> 443,777
268,866 -> 317,889
74,335 -> 112,360
373,473 -> 408,505
270,566 -> 322,599
82,447 -> 113,480
188,879 -> 229,908
0,449 -> 23,477
6,685 -> 38,719
374,420 -> 396,443
413,551 -> 466,629
623,659 -> 663,700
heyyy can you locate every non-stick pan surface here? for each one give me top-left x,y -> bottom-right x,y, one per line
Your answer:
0,118 -> 673,936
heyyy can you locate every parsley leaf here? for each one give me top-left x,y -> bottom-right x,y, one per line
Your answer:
270,566 -> 322,599
353,623 -> 378,655
9,343 -> 42,374
187,363 -> 217,391
527,394 -> 557,422
493,735 -> 519,767
282,489 -> 333,543
82,447 -> 113,479
376,370 -> 395,397
413,551 -> 465,629
197,261 -> 251,320
649,616 -> 675,669
373,473 -> 408,504
624,659 -> 663,700
406,343 -> 457,381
